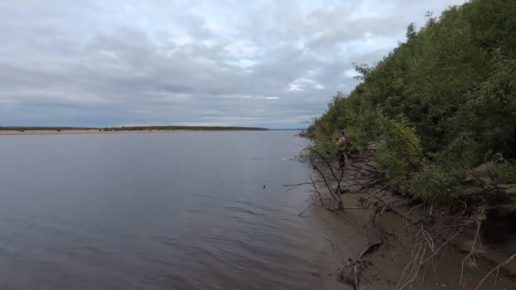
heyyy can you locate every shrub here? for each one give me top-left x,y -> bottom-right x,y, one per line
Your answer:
307,0 -> 516,205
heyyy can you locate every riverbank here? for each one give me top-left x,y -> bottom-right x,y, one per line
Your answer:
298,157 -> 516,290
305,3 -> 516,271
312,197 -> 516,289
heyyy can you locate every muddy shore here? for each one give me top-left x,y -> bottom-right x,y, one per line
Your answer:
311,197 -> 516,289
300,159 -> 516,290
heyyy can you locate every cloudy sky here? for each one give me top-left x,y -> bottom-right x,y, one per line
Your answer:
0,0 -> 466,129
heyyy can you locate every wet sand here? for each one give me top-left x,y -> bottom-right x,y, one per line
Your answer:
312,198 -> 516,289
307,164 -> 516,289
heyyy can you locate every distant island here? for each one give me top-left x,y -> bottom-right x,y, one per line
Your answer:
0,126 -> 268,135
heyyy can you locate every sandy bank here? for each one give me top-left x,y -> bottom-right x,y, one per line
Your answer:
0,129 -> 211,136
312,196 -> 516,289
301,159 -> 516,290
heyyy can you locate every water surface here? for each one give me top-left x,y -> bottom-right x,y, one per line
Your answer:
0,131 -> 326,290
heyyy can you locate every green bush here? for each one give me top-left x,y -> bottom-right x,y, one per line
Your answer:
308,0 -> 516,205
408,162 -> 462,204
490,154 -> 516,183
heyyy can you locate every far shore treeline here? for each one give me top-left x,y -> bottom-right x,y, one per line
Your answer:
0,126 -> 268,132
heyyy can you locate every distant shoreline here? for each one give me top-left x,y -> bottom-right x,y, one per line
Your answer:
0,126 -> 270,136
0,129 -> 267,136
0,129 -> 193,136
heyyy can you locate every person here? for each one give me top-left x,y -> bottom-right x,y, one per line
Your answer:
334,129 -> 347,169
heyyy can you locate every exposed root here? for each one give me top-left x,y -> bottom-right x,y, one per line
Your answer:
301,150 -> 516,289
395,223 -> 463,290
475,253 -> 516,290
459,217 -> 483,288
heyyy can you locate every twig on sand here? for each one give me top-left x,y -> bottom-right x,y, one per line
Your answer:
395,217 -> 464,290
460,218 -> 483,288
283,182 -> 313,187
282,182 -> 313,192
474,253 -> 516,290
364,185 -> 389,201
310,175 -> 324,207
336,240 -> 384,290
298,199 -> 320,217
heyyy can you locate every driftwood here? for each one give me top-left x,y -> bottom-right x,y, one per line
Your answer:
336,240 -> 384,290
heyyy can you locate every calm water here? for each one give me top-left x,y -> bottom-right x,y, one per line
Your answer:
0,131 -> 327,290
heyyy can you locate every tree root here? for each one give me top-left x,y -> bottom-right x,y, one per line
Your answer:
303,151 -> 516,289
475,253 -> 516,290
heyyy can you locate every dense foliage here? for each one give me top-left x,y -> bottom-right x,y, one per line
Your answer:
307,0 -> 516,205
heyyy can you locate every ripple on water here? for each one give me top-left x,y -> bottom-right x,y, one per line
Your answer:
0,132 -> 321,290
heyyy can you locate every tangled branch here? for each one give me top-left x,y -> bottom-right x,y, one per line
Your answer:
336,240 -> 384,290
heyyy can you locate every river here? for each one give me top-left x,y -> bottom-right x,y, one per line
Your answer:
0,131 -> 331,290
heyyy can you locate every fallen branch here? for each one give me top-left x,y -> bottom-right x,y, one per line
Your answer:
283,182 -> 313,187
337,240 -> 384,289
312,164 -> 342,203
460,218 -> 483,288
303,148 -> 342,191
364,185 -> 389,201
475,253 -> 516,290
298,198 -> 320,216
359,240 -> 383,259
310,175 -> 324,207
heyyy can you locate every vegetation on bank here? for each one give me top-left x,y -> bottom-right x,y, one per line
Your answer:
307,0 -> 516,206
0,126 -> 268,132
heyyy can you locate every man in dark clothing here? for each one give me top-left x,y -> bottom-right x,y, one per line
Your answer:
334,129 -> 347,169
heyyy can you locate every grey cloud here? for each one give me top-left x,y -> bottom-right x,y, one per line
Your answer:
0,0 -> 466,128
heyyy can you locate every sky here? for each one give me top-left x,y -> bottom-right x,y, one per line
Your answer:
0,0 -> 467,129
